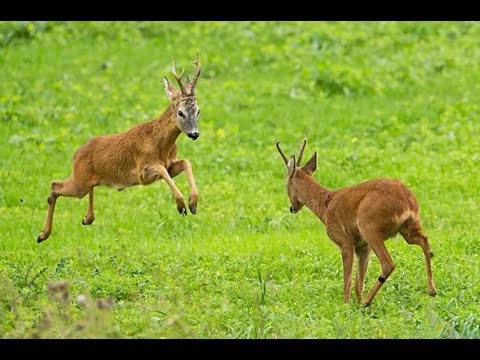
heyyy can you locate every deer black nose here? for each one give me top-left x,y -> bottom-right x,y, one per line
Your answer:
290,206 -> 294,213
188,132 -> 200,140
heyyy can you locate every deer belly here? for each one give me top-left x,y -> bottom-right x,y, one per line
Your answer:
112,183 -> 133,191
101,170 -> 139,190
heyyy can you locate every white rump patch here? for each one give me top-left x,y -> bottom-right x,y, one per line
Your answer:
394,210 -> 412,224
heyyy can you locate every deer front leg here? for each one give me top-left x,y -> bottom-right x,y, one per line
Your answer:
168,159 -> 199,215
140,164 -> 187,216
354,245 -> 371,303
340,244 -> 355,304
327,226 -> 355,304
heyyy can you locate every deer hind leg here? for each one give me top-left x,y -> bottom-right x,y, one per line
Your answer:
358,223 -> 396,307
140,164 -> 187,216
168,159 -> 198,215
362,240 -> 395,307
82,188 -> 95,225
37,178 -> 91,243
354,243 -> 371,303
400,219 -> 437,297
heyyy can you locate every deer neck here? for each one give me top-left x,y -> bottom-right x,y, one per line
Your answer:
297,172 -> 333,225
153,104 -> 182,149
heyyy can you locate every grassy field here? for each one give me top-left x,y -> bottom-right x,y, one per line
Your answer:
0,21 -> 479,338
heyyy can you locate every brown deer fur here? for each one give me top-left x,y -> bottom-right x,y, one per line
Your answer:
38,53 -> 202,242
276,138 -> 437,306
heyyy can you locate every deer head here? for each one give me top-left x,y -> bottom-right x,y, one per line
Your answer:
163,51 -> 202,140
276,137 -> 317,214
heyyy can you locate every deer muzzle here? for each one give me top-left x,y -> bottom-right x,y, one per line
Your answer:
187,131 -> 200,140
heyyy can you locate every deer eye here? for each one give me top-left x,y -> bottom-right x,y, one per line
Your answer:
178,110 -> 185,118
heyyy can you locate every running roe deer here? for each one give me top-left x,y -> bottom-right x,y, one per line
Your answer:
276,138 -> 437,306
37,52 -> 202,242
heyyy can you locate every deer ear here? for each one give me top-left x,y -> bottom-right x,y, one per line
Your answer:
302,152 -> 317,175
163,77 -> 177,99
287,155 -> 296,177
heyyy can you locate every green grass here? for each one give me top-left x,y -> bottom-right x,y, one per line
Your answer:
0,21 -> 479,338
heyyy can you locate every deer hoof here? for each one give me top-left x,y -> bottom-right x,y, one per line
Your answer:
82,217 -> 95,225
361,300 -> 372,308
429,289 -> 437,297
189,205 -> 197,215
37,233 -> 48,243
177,207 -> 187,216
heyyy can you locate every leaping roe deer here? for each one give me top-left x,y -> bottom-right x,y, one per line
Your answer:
37,52 -> 202,243
276,138 -> 437,306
